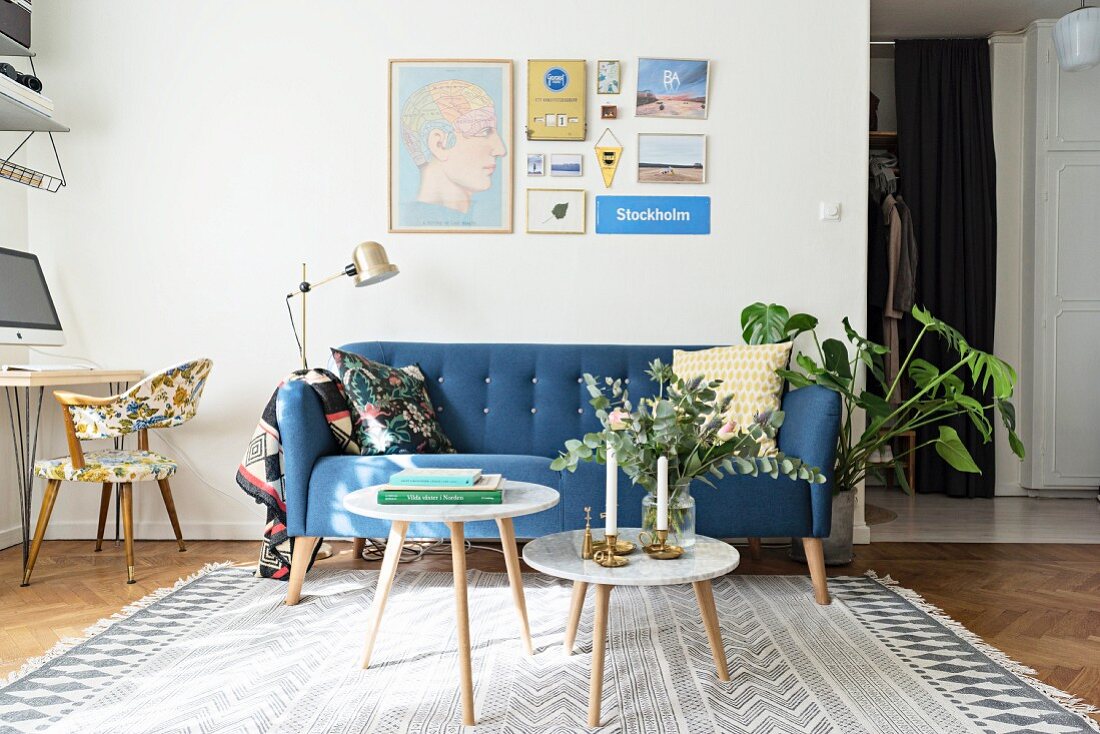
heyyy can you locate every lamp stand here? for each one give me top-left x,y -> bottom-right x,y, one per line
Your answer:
300,263 -> 308,369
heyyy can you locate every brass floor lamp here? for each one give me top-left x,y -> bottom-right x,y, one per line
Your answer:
286,241 -> 399,369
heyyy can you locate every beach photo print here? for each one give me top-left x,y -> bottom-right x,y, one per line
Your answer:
635,58 -> 710,119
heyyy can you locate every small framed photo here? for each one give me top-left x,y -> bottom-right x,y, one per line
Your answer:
600,104 -> 618,119
597,60 -> 621,94
527,188 -> 586,234
636,57 -> 710,119
527,153 -> 545,176
637,133 -> 707,183
550,153 -> 583,177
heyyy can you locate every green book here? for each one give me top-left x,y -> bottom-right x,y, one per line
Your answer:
389,468 -> 482,487
376,490 -> 503,505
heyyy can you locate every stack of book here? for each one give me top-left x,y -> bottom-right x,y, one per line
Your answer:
0,74 -> 53,117
376,468 -> 504,505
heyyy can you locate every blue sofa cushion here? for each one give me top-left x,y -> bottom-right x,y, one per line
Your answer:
331,348 -> 455,455
305,453 -> 563,539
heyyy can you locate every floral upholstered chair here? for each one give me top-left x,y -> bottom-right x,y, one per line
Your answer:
23,359 -> 213,585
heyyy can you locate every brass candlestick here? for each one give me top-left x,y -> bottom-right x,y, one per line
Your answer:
593,533 -> 629,567
640,528 -> 684,560
592,512 -> 637,555
581,507 -> 594,560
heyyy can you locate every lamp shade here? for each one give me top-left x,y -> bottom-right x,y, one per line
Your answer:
350,241 -> 399,287
1054,6 -> 1100,72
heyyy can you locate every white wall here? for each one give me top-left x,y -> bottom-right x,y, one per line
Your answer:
0,138 -> 29,547
17,0 -> 870,541
989,34 -> 1028,496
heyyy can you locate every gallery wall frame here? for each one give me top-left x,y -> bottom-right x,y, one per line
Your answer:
635,57 -> 710,120
389,59 -> 514,233
526,188 -> 586,234
637,132 -> 707,184
597,60 -> 621,94
526,60 -> 587,141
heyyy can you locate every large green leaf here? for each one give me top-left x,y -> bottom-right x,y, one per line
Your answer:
995,398 -> 1017,432
1008,430 -> 1026,458
968,351 -> 1017,399
784,313 -> 819,339
893,460 -> 913,495
908,358 -> 940,389
842,317 -> 889,355
741,302 -> 790,345
776,368 -> 814,388
857,391 -> 893,421
822,338 -> 852,380
934,425 -> 982,474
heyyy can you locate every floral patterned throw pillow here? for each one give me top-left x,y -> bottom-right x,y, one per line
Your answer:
331,348 -> 455,456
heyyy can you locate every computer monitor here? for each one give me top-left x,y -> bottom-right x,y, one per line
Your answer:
0,246 -> 64,346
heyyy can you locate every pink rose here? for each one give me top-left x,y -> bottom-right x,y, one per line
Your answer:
608,408 -> 631,430
717,419 -> 739,441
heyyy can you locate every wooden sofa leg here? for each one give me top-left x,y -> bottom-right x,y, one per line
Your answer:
352,537 -> 366,560
285,537 -> 318,605
802,538 -> 831,605
747,537 -> 762,561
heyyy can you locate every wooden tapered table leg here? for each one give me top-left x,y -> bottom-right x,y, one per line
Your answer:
360,520 -> 408,667
351,537 -> 366,560
693,579 -> 730,681
588,583 -> 613,728
449,521 -> 476,727
563,580 -> 588,655
496,516 -> 533,655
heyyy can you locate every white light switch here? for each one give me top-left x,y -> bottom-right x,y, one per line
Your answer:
820,202 -> 842,221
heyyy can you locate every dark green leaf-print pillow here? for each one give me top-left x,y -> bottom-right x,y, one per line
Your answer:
330,348 -> 455,456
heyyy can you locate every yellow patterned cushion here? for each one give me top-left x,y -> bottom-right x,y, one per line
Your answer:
34,449 -> 178,483
672,343 -> 793,454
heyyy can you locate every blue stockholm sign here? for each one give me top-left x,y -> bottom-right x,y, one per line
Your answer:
595,196 -> 711,235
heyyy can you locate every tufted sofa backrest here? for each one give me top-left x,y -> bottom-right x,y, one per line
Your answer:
337,342 -> 711,458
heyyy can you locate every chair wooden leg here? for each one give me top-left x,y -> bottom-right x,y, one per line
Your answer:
496,517 -> 533,655
120,483 -> 136,584
95,483 -> 112,552
21,480 -> 61,586
285,536 -> 319,605
563,580 -> 588,655
693,579 -> 731,681
747,537 -> 762,561
802,537 -> 831,605
351,537 -> 366,560
588,584 -> 613,728
156,479 -> 185,552
359,521 -> 408,664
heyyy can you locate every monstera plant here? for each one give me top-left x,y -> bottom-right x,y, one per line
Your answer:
742,301 -> 1024,496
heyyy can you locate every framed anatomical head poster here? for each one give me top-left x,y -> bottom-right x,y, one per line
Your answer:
389,59 -> 513,233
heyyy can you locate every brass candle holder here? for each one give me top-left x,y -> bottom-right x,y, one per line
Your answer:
592,512 -> 637,555
593,533 -> 629,567
639,528 -> 684,560
581,507 -> 594,560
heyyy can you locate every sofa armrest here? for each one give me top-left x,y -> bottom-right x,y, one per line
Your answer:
778,385 -> 841,537
276,380 -> 340,536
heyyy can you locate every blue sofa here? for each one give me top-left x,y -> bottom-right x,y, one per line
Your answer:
278,342 -> 841,603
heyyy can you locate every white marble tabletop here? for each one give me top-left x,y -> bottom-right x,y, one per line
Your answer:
343,481 -> 560,523
523,529 -> 740,586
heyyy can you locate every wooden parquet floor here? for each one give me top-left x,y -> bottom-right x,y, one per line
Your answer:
2,539 -> 1098,723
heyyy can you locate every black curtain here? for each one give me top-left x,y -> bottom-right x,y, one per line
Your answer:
894,39 -> 998,498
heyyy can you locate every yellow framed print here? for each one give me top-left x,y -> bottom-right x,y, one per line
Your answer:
526,60 -> 586,141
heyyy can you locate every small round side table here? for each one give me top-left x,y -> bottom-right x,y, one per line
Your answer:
343,480 -> 559,727
523,529 -> 740,728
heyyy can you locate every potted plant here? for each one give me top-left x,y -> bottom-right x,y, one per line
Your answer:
549,359 -> 826,547
741,302 -> 1025,564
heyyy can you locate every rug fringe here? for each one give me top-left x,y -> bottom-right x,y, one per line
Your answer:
3,561 -> 239,687
864,569 -> 1100,731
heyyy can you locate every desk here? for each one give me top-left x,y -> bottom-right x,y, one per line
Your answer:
1,369 -> 144,573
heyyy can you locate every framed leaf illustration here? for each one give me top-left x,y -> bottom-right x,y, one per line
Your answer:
526,188 -> 586,234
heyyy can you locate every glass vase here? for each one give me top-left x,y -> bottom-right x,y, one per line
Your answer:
641,477 -> 696,548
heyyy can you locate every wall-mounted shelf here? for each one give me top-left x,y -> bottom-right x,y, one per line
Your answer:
0,35 -> 32,58
869,131 -> 897,149
0,96 -> 67,132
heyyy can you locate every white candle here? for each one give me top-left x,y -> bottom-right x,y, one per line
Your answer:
657,456 -> 669,531
605,446 -> 618,536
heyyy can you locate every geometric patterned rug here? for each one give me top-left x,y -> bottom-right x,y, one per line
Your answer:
2,565 -> 1097,733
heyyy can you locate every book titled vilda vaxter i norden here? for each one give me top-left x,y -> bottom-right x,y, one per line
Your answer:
376,474 -> 504,504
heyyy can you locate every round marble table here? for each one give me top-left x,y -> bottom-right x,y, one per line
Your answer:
343,481 -> 559,728
523,529 -> 740,727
